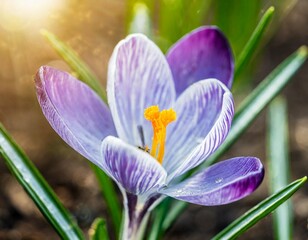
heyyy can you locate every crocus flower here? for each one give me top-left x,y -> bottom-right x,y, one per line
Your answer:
35,26 -> 264,240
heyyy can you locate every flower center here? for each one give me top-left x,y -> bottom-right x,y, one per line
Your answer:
144,105 -> 176,164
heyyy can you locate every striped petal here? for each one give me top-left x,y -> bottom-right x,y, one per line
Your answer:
167,26 -> 234,96
107,34 -> 176,148
101,136 -> 167,195
163,79 -> 234,181
35,66 -> 116,165
160,157 -> 264,206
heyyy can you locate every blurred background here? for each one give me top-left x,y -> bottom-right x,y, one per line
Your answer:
0,0 -> 307,239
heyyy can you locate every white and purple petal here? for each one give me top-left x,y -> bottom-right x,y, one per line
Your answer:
101,136 -> 167,195
163,79 -> 234,181
35,66 -> 116,165
160,157 -> 264,206
167,26 -> 234,95
108,34 -> 176,147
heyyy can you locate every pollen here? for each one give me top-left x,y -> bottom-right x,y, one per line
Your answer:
144,105 -> 160,121
144,105 -> 176,164
160,109 -> 176,126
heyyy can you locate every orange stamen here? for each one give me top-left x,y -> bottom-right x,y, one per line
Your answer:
144,105 -> 176,164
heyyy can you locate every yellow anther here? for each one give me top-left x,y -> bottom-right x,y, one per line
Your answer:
144,105 -> 176,164
160,109 -> 176,126
144,105 -> 160,121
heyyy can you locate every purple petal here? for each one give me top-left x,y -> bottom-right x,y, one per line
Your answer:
107,34 -> 176,148
35,66 -> 116,165
160,157 -> 264,206
101,136 -> 167,195
167,26 -> 234,95
163,79 -> 234,180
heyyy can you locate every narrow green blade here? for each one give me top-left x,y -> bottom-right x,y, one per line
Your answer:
212,177 -> 307,239
128,2 -> 152,36
234,6 -> 275,81
158,0 -> 185,50
161,200 -> 186,233
148,198 -> 172,240
90,164 -> 122,238
213,0 -> 260,57
157,0 -> 210,52
126,0 -> 155,32
181,0 -> 211,35
156,46 -> 307,234
89,218 -> 110,240
268,96 -> 292,239
41,30 -> 107,103
0,124 -> 84,240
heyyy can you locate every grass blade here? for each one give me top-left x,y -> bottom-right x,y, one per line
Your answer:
89,218 -> 110,240
41,30 -> 107,103
128,2 -> 152,36
212,177 -> 307,239
158,0 -> 184,49
148,198 -> 172,240
126,0 -> 155,31
213,0 -> 260,57
0,124 -> 84,240
157,1 -> 210,51
181,0 -> 211,35
234,6 -> 275,80
268,96 -> 292,239
161,200 -> 186,233
157,46 -> 307,234
90,164 -> 122,238
149,199 -> 186,239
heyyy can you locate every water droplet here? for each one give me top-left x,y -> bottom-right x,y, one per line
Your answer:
215,177 -> 223,183
175,189 -> 183,196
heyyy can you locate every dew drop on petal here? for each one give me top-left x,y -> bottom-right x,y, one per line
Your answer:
176,189 -> 183,194
215,177 -> 223,184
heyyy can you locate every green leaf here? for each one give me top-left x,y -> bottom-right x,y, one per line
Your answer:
158,0 -> 185,49
157,0 -> 210,52
89,218 -> 110,240
213,0 -> 261,57
0,124 -> 84,240
212,177 -> 307,239
90,164 -> 122,238
126,0 -> 155,28
181,0 -> 211,34
161,200 -> 186,233
155,46 -> 307,235
41,30 -> 107,103
148,198 -> 171,240
268,96 -> 293,239
234,6 -> 275,80
150,199 -> 186,238
128,2 -> 152,36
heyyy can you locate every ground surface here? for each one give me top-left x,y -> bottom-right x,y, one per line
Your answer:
0,0 -> 307,239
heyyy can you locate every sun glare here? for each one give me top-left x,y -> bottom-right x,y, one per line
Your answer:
0,0 -> 63,31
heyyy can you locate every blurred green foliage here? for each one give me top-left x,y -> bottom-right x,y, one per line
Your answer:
268,97 -> 293,240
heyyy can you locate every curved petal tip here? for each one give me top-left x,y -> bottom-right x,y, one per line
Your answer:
167,26 -> 234,95
161,157 -> 264,206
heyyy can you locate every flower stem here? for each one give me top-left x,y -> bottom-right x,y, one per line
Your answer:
121,193 -> 159,240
